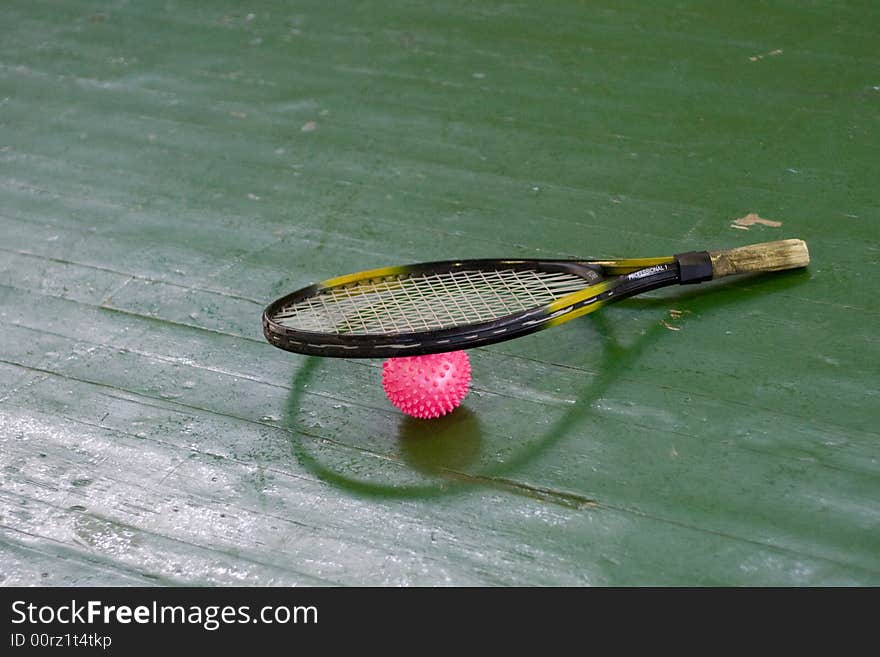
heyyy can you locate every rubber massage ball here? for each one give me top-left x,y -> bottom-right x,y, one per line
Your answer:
382,351 -> 471,419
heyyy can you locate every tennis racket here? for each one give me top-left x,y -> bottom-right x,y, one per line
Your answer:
263,239 -> 809,358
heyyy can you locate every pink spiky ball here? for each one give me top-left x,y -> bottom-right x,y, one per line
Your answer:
382,351 -> 471,419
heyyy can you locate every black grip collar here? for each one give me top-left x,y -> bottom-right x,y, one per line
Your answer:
674,251 -> 713,284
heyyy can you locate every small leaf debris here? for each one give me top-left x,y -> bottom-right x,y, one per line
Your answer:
662,308 -> 690,331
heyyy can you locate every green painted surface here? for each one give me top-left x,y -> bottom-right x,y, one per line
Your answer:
1,0 -> 878,586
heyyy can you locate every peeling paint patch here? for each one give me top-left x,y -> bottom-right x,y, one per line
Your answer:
749,48 -> 783,62
731,213 -> 782,230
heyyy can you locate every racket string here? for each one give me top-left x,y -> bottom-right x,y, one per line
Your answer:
477,269 -> 529,315
272,268 -> 590,335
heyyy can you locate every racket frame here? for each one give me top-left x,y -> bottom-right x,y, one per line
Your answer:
262,256 -> 686,358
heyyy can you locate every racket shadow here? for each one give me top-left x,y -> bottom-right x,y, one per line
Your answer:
620,268 -> 811,309
282,268 -> 810,502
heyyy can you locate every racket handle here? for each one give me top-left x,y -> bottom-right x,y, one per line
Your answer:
708,239 -> 810,279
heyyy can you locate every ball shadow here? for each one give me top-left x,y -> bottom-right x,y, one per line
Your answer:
397,408 -> 484,475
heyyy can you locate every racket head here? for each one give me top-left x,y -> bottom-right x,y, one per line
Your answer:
263,259 -> 618,358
